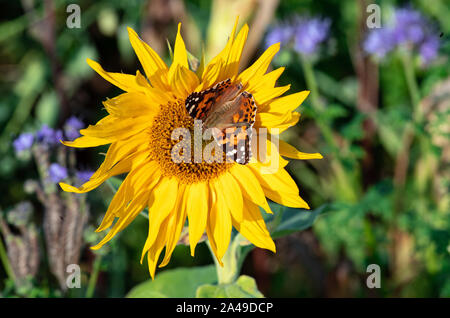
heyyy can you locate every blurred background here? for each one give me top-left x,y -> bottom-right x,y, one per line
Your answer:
0,0 -> 449,297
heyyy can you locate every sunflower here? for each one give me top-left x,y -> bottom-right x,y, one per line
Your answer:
60,19 -> 322,278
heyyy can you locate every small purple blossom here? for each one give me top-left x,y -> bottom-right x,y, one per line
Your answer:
76,170 -> 94,183
393,8 -> 427,45
13,133 -> 34,153
363,28 -> 396,58
64,116 -> 84,141
48,163 -> 68,183
364,7 -> 440,64
293,17 -> 331,55
36,124 -> 63,146
265,24 -> 293,48
264,16 -> 331,56
419,36 -> 440,64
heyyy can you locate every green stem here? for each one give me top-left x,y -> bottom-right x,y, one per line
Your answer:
0,236 -> 15,282
85,254 -> 103,298
207,234 -> 246,285
300,55 -> 322,111
300,54 -> 357,202
401,53 -> 421,122
300,55 -> 337,149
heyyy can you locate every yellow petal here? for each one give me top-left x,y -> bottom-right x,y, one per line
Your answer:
209,180 -> 232,261
91,185 -> 151,250
222,24 -> 249,79
238,43 -> 280,85
103,92 -> 156,118
186,182 -> 209,256
96,160 -> 161,232
140,177 -> 179,262
205,187 -> 222,266
249,164 -> 310,209
232,201 -> 275,253
80,116 -> 150,141
262,91 -> 310,113
159,184 -> 188,267
218,172 -> 243,222
278,140 -> 323,160
255,111 -> 291,129
170,65 -> 200,99
61,135 -> 112,148
168,23 -> 189,83
127,27 -> 169,90
202,18 -> 239,84
253,84 -> 291,106
252,135 -> 289,173
59,150 -> 147,194
90,133 -> 148,180
229,164 -> 273,214
247,67 -> 284,95
198,59 -> 223,90
146,216 -> 170,279
259,112 -> 301,133
87,58 -> 148,93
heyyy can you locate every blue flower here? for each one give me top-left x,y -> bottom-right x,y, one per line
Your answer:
64,116 -> 84,141
265,24 -> 293,48
13,133 -> 34,153
37,124 -> 63,146
419,36 -> 440,64
48,163 -> 68,183
364,7 -> 440,64
393,8 -> 427,45
293,17 -> 331,55
363,27 -> 396,58
76,170 -> 94,183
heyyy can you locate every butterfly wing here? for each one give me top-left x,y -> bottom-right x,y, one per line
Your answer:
184,79 -> 257,165
211,91 -> 257,165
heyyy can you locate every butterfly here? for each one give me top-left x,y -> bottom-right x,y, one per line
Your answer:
185,78 -> 257,165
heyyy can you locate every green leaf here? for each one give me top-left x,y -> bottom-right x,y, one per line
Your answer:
105,176 -> 123,192
267,203 -> 328,239
36,90 -> 59,126
126,265 -> 217,298
196,275 -> 263,298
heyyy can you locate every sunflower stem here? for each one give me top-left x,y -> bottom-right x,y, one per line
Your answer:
207,234 -> 246,285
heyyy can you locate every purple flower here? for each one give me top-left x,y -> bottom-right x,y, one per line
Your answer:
364,7 -> 440,64
64,116 -> 84,141
393,8 -> 427,45
76,170 -> 94,183
48,163 -> 68,183
363,27 -> 396,58
13,133 -> 34,153
265,24 -> 293,48
36,124 -> 63,146
293,17 -> 331,55
419,36 -> 440,64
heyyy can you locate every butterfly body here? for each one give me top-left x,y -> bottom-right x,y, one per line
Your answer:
184,79 -> 257,164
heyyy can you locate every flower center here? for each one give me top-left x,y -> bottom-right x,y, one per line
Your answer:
148,99 -> 232,184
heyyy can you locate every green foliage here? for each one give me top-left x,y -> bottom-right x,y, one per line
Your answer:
196,275 -> 263,298
126,266 -> 217,298
265,203 -> 328,239
1,0 -> 449,299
